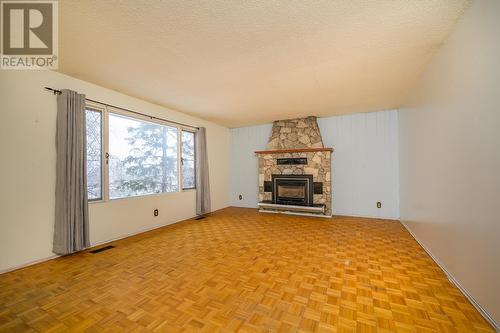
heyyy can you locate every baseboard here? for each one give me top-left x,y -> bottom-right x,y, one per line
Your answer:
334,212 -> 400,221
401,221 -> 499,331
230,204 -> 400,221
89,214 -> 197,249
0,205 -> 237,275
0,254 -> 61,275
0,213 -> 201,275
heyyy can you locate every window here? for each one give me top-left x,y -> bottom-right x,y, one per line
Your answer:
84,104 -> 196,201
108,113 -> 179,199
181,131 -> 196,189
85,108 -> 102,200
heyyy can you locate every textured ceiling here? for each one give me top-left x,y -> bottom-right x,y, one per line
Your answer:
58,0 -> 469,127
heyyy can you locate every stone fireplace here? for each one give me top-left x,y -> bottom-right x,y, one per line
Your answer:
255,116 -> 332,216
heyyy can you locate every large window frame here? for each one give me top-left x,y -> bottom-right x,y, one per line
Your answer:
85,102 -> 197,203
181,129 -> 196,190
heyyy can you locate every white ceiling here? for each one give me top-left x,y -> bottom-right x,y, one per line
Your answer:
59,0 -> 469,128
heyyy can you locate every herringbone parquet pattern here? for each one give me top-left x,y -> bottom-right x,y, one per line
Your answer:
0,208 -> 494,332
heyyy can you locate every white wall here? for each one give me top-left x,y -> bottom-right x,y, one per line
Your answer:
399,0 -> 500,325
0,70 -> 230,272
229,123 -> 273,208
230,110 -> 400,219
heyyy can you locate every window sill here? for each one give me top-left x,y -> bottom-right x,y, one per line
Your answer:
88,199 -> 104,204
88,189 -> 191,204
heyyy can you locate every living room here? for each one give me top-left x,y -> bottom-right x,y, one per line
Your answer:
0,1 -> 498,331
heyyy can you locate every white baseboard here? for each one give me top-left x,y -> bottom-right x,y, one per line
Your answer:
231,204 -> 400,221
89,214 -> 197,248
334,212 -> 400,221
0,214 -> 198,275
401,221 -> 499,331
0,254 -> 61,275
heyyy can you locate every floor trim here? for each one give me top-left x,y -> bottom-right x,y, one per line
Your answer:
0,254 -> 61,275
334,212 -> 400,221
88,214 -> 197,249
0,213 -> 199,275
231,205 -> 399,221
401,221 -> 499,331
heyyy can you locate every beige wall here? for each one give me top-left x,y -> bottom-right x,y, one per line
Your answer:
399,0 -> 500,325
0,70 -> 230,272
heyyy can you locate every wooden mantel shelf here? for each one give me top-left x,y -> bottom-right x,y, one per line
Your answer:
255,147 -> 333,154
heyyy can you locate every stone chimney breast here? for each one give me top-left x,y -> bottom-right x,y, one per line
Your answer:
266,116 -> 324,150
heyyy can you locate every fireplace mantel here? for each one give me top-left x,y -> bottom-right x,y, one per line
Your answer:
255,147 -> 333,154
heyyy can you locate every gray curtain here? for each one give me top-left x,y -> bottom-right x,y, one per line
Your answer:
53,89 -> 90,255
195,127 -> 211,215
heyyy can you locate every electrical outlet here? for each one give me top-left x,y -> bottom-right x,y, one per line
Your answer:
376,202 -> 382,209
238,194 -> 243,200
153,209 -> 159,217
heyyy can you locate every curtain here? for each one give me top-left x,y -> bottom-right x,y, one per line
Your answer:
53,89 -> 90,255
195,127 -> 211,215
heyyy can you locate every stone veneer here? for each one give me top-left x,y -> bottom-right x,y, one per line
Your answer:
257,116 -> 332,216
266,116 -> 324,149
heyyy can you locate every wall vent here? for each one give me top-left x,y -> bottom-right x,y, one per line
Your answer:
90,245 -> 115,253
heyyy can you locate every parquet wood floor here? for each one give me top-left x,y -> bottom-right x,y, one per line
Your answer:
0,208 -> 494,332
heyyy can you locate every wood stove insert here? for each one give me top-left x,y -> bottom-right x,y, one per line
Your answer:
272,174 -> 314,206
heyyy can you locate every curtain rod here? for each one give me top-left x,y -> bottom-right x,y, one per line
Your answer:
44,87 -> 199,130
